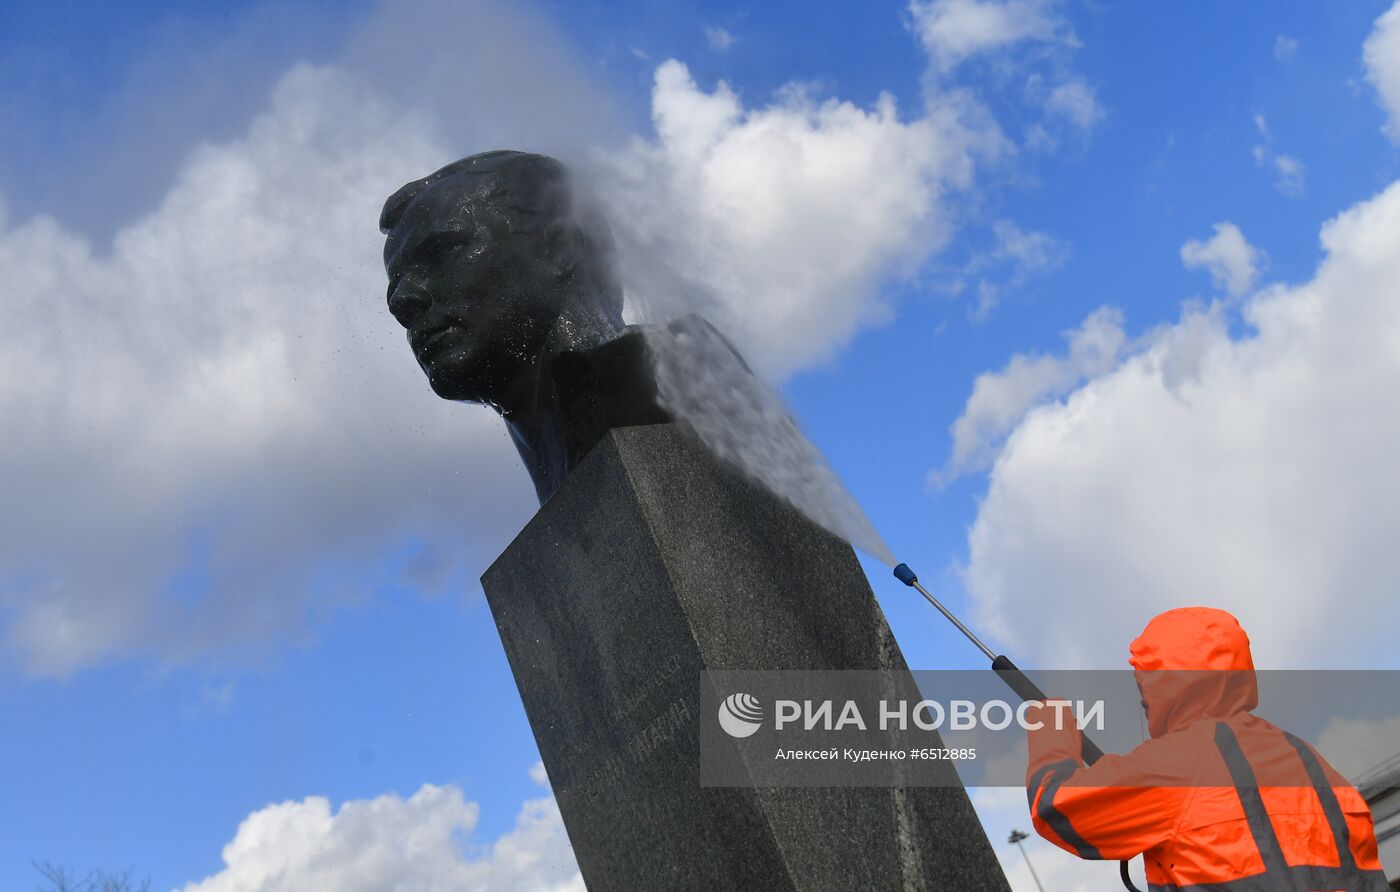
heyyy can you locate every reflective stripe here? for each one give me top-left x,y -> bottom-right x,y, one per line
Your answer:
1026,761 -> 1064,810
1213,723 -> 1298,891
1146,863 -> 1390,891
1283,732 -> 1359,876
1032,757 -> 1104,860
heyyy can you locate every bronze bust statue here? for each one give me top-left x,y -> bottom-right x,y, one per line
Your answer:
380,150 -> 673,503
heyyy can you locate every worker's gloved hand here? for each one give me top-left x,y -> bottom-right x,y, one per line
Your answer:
1024,698 -> 1085,766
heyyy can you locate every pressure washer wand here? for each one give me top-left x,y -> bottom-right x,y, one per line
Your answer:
892,562 -> 1142,890
892,561 -> 1141,890
892,562 -> 1105,764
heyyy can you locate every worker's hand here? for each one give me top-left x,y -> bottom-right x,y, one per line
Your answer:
1024,698 -> 1085,767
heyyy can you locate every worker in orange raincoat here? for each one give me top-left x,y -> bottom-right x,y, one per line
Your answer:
1026,607 -> 1387,891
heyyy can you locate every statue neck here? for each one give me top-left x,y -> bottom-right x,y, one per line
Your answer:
497,306 -> 622,503
502,406 -> 568,504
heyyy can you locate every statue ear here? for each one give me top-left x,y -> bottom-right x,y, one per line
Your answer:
543,205 -> 621,301
543,218 -> 584,281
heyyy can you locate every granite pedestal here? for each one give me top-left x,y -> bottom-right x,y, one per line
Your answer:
481,424 -> 1008,891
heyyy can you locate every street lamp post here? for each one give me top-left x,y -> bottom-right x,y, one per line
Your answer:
1009,829 -> 1046,892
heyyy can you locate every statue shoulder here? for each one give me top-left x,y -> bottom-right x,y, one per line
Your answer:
548,326 -> 672,472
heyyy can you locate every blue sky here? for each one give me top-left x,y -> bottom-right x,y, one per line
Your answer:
4,1 -> 1400,890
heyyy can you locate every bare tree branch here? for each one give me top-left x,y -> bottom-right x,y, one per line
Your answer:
31,862 -> 150,892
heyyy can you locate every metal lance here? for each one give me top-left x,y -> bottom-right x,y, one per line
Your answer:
892,562 -> 1141,891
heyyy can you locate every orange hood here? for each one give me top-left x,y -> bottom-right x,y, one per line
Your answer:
1128,607 -> 1258,738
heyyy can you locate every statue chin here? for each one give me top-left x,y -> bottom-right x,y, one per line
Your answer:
420,347 -> 501,405
426,371 -> 478,403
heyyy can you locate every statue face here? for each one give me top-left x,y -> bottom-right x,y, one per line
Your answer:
383,181 -> 563,406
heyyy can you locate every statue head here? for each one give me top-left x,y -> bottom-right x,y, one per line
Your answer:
379,150 -> 624,411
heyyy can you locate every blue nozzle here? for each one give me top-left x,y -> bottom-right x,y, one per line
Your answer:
893,563 -> 918,587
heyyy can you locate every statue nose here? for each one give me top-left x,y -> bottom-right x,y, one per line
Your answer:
388,286 -> 432,326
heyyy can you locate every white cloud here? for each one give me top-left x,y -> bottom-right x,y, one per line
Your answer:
1018,74 -> 1104,150
704,26 -> 735,52
960,218 -> 1070,320
180,781 -> 583,892
908,0 -> 1101,144
937,307 -> 1125,482
528,760 -> 550,786
960,179 -> 1400,669
909,2 -> 1101,147
1364,1 -> 1400,143
1251,114 -> 1306,198
603,59 -> 1000,375
1254,112 -> 1270,141
908,0 -> 1066,72
1271,153 -> 1306,197
1179,222 -> 1263,296
1043,79 -> 1103,130
1316,715 -> 1400,781
0,63 -> 535,676
972,279 -> 1002,320
985,218 -> 1068,273
1273,34 -> 1299,61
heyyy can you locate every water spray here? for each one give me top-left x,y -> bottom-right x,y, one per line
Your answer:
651,321 -> 1138,886
891,562 -> 1142,891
